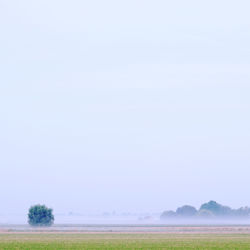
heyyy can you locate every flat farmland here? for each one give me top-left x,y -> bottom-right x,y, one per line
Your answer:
1,233 -> 250,249
1,225 -> 250,249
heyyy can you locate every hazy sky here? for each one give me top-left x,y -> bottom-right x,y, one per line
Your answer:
0,0 -> 250,215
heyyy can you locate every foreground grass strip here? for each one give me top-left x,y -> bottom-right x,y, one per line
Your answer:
1,233 -> 250,249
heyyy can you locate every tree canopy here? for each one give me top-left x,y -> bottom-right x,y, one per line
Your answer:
200,201 -> 231,216
160,210 -> 176,220
176,205 -> 197,217
28,204 -> 54,226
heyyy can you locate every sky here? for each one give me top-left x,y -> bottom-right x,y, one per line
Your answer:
0,0 -> 250,217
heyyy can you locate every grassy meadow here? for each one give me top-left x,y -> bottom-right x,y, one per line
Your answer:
1,233 -> 250,249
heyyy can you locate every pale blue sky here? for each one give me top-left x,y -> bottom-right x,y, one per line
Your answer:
0,0 -> 250,215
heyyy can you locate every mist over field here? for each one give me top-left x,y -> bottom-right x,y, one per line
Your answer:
0,0 -> 250,225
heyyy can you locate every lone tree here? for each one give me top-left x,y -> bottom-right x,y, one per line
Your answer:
28,204 -> 54,226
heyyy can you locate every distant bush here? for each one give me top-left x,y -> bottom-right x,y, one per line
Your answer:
160,210 -> 176,220
232,207 -> 250,217
28,204 -> 54,226
200,201 -> 232,216
176,205 -> 197,217
197,209 -> 214,218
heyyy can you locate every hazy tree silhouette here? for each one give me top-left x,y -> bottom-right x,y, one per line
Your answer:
176,205 -> 197,217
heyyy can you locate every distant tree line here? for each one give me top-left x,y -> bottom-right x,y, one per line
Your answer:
161,201 -> 250,220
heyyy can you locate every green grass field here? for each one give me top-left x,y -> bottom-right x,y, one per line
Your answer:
1,233 -> 250,249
